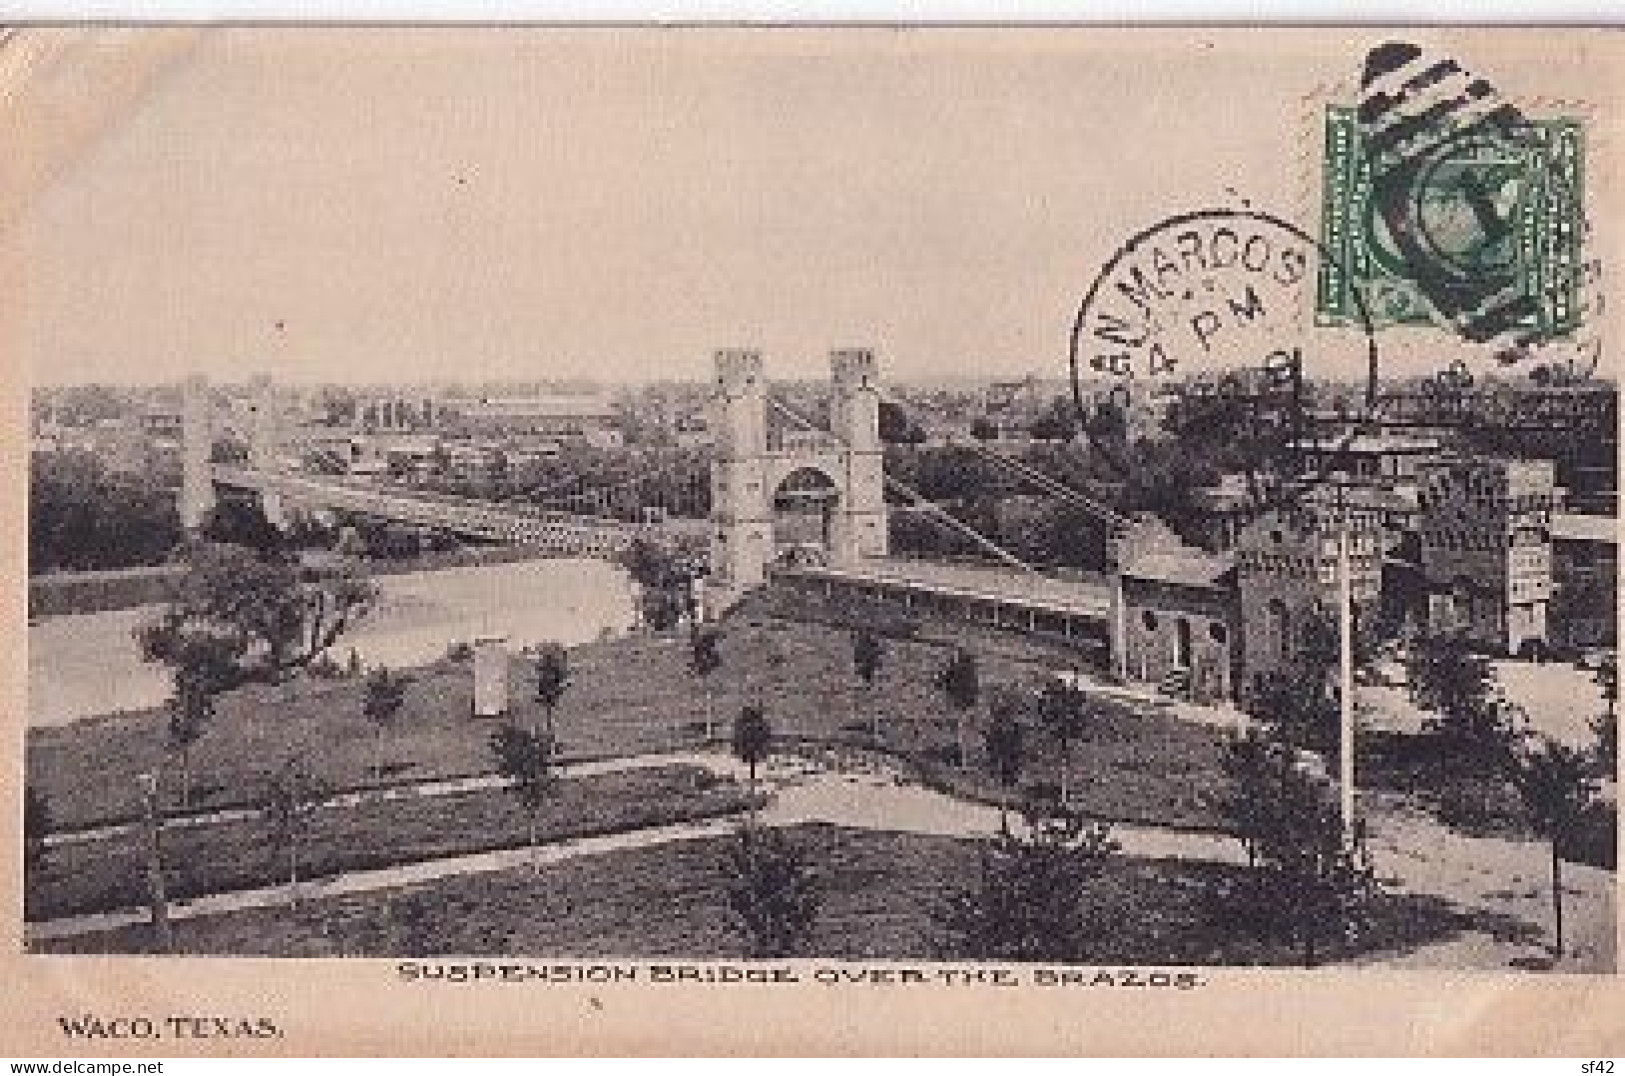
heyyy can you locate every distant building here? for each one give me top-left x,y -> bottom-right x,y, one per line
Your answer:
1551,511 -> 1617,652
1289,432 -> 1443,487
672,414 -> 711,448
355,395 -> 442,434
450,395 -> 621,447
1416,456 -> 1556,655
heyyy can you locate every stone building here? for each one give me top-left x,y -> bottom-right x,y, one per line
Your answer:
1232,499 -> 1383,691
1416,456 -> 1556,655
1113,515 -> 1238,703
1550,511 -> 1617,653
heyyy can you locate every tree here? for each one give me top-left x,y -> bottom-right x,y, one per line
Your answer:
935,804 -> 1120,961
1592,654 -> 1617,775
28,450 -> 182,574
982,685 -> 1027,832
529,642 -> 571,741
1507,735 -> 1600,957
732,704 -> 773,814
1218,726 -> 1379,965
362,667 -> 409,780
617,535 -> 694,634
201,499 -> 286,556
878,400 -> 926,445
1217,727 -> 1275,869
850,628 -> 886,741
723,826 -> 821,957
688,627 -> 724,742
1246,669 -> 1338,756
1033,677 -> 1094,805
1405,632 -> 1514,771
1029,397 -> 1079,442
138,542 -> 377,696
488,724 -> 557,874
165,675 -> 217,810
935,648 -> 980,768
263,759 -> 323,906
24,785 -> 52,876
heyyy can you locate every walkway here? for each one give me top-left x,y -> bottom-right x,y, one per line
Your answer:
25,749 -> 1239,943
27,747 -> 1614,972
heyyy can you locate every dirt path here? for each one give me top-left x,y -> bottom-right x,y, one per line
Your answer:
28,747 -> 1613,973
25,748 -> 1240,943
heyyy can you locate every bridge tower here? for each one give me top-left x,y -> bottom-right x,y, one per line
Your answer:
828,348 -> 889,563
180,374 -> 216,535
710,349 -> 775,595
245,374 -> 288,528
708,348 -> 889,602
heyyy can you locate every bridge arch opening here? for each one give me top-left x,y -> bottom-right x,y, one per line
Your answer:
772,466 -> 839,566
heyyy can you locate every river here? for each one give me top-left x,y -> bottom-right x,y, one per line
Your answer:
26,559 -> 637,727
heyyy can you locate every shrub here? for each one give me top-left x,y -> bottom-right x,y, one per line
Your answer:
1432,776 -> 1526,837
723,827 -> 821,958
1557,799 -> 1617,872
935,806 -> 1119,961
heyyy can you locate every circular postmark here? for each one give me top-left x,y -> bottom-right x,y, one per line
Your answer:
1069,207 -> 1380,507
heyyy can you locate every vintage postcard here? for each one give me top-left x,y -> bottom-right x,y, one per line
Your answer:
3,24 -> 1622,1056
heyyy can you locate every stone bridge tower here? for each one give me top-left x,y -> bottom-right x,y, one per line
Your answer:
708,348 -> 889,601
179,373 -> 289,535
180,374 -> 215,534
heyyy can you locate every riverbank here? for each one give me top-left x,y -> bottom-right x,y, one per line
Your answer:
27,541 -> 597,619
27,556 -> 637,727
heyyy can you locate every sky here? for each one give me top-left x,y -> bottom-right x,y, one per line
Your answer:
9,26 -> 1618,386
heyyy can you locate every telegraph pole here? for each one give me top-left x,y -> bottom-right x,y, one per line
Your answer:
1335,479 -> 1357,848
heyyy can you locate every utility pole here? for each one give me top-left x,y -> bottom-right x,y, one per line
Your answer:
137,771 -> 173,953
1335,479 -> 1357,848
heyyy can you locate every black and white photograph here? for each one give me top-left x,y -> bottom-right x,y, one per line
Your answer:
14,26 -> 1620,988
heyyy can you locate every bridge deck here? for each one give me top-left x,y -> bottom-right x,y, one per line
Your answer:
777,556 -> 1113,620
212,466 -> 642,551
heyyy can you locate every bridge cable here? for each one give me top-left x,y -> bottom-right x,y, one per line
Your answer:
876,387 -> 1129,530
763,395 -> 1037,574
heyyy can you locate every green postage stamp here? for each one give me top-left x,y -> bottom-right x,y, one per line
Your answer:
1316,104 -> 1585,340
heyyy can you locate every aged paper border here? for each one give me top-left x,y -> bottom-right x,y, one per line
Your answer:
2,24 -> 1622,1057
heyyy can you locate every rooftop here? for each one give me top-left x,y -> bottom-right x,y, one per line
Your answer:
1289,434 -> 1443,454
783,556 -> 1113,617
458,396 -> 616,420
1119,549 -> 1235,591
1552,513 -> 1617,545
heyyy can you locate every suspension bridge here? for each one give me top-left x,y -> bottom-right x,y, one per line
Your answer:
182,352 -> 1136,663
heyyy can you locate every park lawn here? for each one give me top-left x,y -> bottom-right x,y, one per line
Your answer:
27,764 -> 750,921
28,612 -> 1231,834
39,823 -> 1485,966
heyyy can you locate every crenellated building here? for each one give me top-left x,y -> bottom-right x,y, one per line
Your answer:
1416,456 -> 1556,655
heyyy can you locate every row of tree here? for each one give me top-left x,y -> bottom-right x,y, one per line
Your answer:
30,451 -> 183,574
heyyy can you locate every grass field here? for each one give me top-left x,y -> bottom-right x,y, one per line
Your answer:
28,612 -> 1232,834
27,764 -> 749,921
38,823 -> 1503,966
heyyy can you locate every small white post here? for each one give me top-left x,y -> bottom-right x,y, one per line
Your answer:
473,636 -> 510,718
